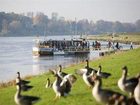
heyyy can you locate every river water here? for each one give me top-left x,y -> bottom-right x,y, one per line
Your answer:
0,36 -> 97,82
0,35 -> 137,82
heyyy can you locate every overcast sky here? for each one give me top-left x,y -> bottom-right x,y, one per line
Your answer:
0,0 -> 140,22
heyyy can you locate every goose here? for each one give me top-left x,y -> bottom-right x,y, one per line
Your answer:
75,60 -> 97,76
97,65 -> 111,78
134,76 -> 140,105
85,60 -> 97,74
60,74 -> 73,95
14,82 -> 40,105
16,72 -> 30,85
16,72 -> 33,91
82,68 -> 95,88
45,78 -> 52,88
92,75 -> 128,105
118,66 -> 139,97
57,65 -> 77,85
52,73 -> 68,100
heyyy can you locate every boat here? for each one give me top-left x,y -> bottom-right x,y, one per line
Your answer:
32,37 -> 90,56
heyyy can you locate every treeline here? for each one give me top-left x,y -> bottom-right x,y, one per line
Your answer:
0,12 -> 140,36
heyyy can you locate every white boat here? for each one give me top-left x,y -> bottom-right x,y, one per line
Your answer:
32,37 -> 90,56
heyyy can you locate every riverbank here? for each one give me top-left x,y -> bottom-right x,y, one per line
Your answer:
0,48 -> 140,105
87,33 -> 140,45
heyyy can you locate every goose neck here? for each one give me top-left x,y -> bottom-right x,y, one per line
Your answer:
87,61 -> 89,68
94,79 -> 102,91
122,69 -> 127,79
97,69 -> 101,74
15,85 -> 21,98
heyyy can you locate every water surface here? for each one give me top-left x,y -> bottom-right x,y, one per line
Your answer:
0,36 -> 136,82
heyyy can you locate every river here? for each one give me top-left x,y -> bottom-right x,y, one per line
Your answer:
0,36 -> 97,82
0,35 -> 136,82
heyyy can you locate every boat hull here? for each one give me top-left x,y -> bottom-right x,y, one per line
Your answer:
32,47 -> 53,56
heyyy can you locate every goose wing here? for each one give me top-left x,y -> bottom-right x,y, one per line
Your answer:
85,66 -> 97,74
60,72 -> 68,77
67,74 -> 77,84
21,80 -> 30,85
99,72 -> 111,78
75,69 -> 86,76
64,80 -> 72,94
21,85 -> 33,91
87,76 -> 94,86
49,69 -> 57,75
22,95 -> 40,102
125,77 -> 138,89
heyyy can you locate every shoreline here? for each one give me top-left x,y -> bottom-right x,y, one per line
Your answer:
0,55 -> 102,88
87,34 -> 140,45
1,42 -> 139,87
0,48 -> 126,88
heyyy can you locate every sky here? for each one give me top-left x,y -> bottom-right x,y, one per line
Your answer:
0,0 -> 140,22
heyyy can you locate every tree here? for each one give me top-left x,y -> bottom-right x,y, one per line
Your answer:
135,19 -> 140,32
1,19 -> 9,34
112,21 -> 124,32
9,20 -> 22,34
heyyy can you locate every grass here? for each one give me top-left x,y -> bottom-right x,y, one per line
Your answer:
87,33 -> 140,44
0,48 -> 140,105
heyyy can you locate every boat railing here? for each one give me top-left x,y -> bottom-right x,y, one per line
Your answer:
64,47 -> 90,52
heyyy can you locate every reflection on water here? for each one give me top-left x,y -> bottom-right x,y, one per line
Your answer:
32,53 -> 91,75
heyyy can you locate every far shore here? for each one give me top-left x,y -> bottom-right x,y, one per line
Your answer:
87,33 -> 140,45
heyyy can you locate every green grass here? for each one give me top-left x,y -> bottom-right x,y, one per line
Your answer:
87,33 -> 140,44
0,48 -> 140,105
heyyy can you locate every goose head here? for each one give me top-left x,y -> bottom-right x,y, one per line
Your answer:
122,66 -> 128,77
17,72 -> 20,78
16,72 -> 21,83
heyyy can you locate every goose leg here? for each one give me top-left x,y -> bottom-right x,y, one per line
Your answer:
88,86 -> 93,89
53,93 -> 61,101
53,95 -> 58,101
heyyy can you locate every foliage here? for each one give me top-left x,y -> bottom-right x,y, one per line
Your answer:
0,12 -> 140,36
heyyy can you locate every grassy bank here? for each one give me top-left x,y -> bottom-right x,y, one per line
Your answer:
0,48 -> 140,105
87,33 -> 140,45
